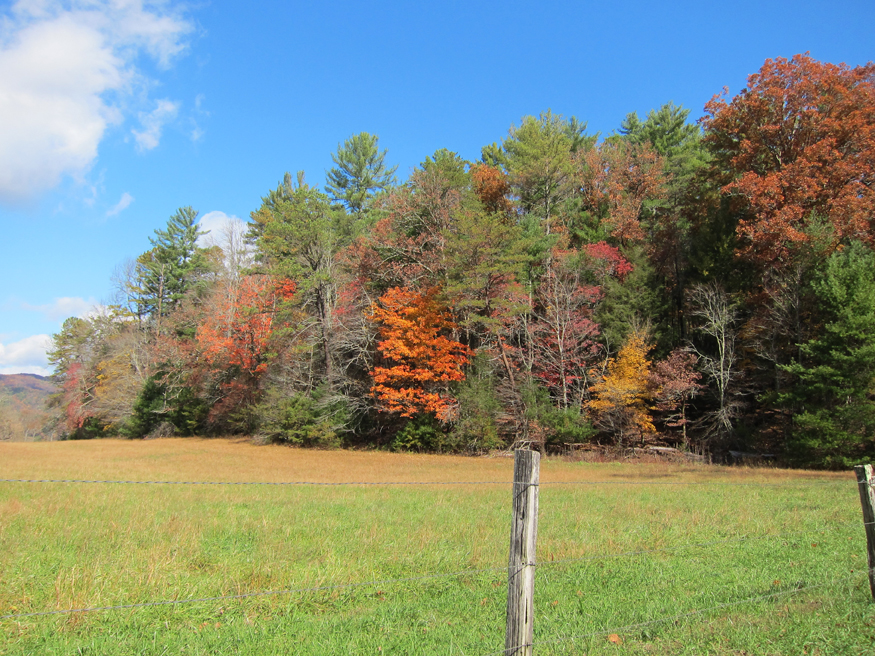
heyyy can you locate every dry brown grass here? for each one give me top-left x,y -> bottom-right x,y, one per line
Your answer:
0,437 -> 851,485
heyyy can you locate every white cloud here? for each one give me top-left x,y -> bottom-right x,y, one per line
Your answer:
21,296 -> 101,321
197,211 -> 255,269
0,0 -> 192,204
106,191 -> 133,216
0,334 -> 52,375
132,98 -> 179,151
197,211 -> 248,247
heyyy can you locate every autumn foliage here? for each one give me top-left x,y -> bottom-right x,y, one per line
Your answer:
576,142 -> 668,244
195,276 -> 295,428
587,332 -> 655,443
703,53 -> 875,265
650,349 -> 703,444
370,287 -> 470,420
43,53 -> 875,465
470,163 -> 512,215
583,241 -> 633,282
197,276 -> 295,376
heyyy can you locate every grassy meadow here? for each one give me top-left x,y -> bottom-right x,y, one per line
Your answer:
0,438 -> 872,654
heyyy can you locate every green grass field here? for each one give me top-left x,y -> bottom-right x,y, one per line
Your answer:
0,439 -> 872,655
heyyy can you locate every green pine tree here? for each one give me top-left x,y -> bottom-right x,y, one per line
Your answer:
779,241 -> 875,467
136,206 -> 211,332
325,132 -> 397,220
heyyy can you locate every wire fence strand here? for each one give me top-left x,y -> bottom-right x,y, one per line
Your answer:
0,478 -> 510,486
0,477 -> 852,487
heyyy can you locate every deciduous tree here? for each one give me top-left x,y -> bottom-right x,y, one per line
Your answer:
650,349 -> 703,446
369,287 -> 470,420
528,249 -> 603,410
587,331 -> 655,446
687,282 -> 743,443
702,54 -> 875,267
196,275 -> 295,431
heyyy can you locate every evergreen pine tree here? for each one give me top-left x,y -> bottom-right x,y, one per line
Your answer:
780,241 -> 875,467
325,132 -> 397,219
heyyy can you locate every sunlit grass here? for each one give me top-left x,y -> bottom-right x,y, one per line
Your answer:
0,439 -> 871,655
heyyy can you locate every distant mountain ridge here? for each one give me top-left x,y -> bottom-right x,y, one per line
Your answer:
0,373 -> 56,441
0,373 -> 56,395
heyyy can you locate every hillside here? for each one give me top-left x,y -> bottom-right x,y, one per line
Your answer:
0,373 -> 56,441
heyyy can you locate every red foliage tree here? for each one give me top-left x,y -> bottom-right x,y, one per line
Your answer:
196,275 -> 295,427
528,250 -> 603,409
369,286 -> 470,420
583,241 -> 634,282
650,349 -> 703,445
702,53 -> 875,266
60,362 -> 97,433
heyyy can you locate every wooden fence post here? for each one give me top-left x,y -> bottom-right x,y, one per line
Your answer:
505,449 -> 540,656
854,464 -> 875,600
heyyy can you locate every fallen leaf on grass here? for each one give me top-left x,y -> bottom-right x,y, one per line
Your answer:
608,634 -> 623,644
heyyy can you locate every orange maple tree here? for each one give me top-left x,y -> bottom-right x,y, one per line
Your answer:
369,286 -> 470,419
470,163 -> 513,216
702,53 -> 875,265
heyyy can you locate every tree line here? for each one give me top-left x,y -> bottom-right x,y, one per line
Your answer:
47,54 -> 875,468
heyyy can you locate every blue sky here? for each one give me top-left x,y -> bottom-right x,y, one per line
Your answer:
1,0 -> 873,375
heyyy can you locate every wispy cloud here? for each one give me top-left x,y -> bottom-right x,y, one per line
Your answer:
190,93 -> 208,142
132,99 -> 180,151
21,296 -> 102,322
0,0 -> 192,204
106,191 -> 133,216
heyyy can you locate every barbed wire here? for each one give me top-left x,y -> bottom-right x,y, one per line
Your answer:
490,572 -> 865,655
542,479 -> 847,487
0,477 -> 850,487
0,478 -> 510,486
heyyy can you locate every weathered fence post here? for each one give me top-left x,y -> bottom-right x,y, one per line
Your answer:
854,464 -> 875,599
505,449 -> 540,655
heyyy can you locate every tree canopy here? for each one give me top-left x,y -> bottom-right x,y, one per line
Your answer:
44,54 -> 875,467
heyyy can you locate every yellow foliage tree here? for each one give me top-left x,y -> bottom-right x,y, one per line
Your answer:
587,332 -> 655,446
